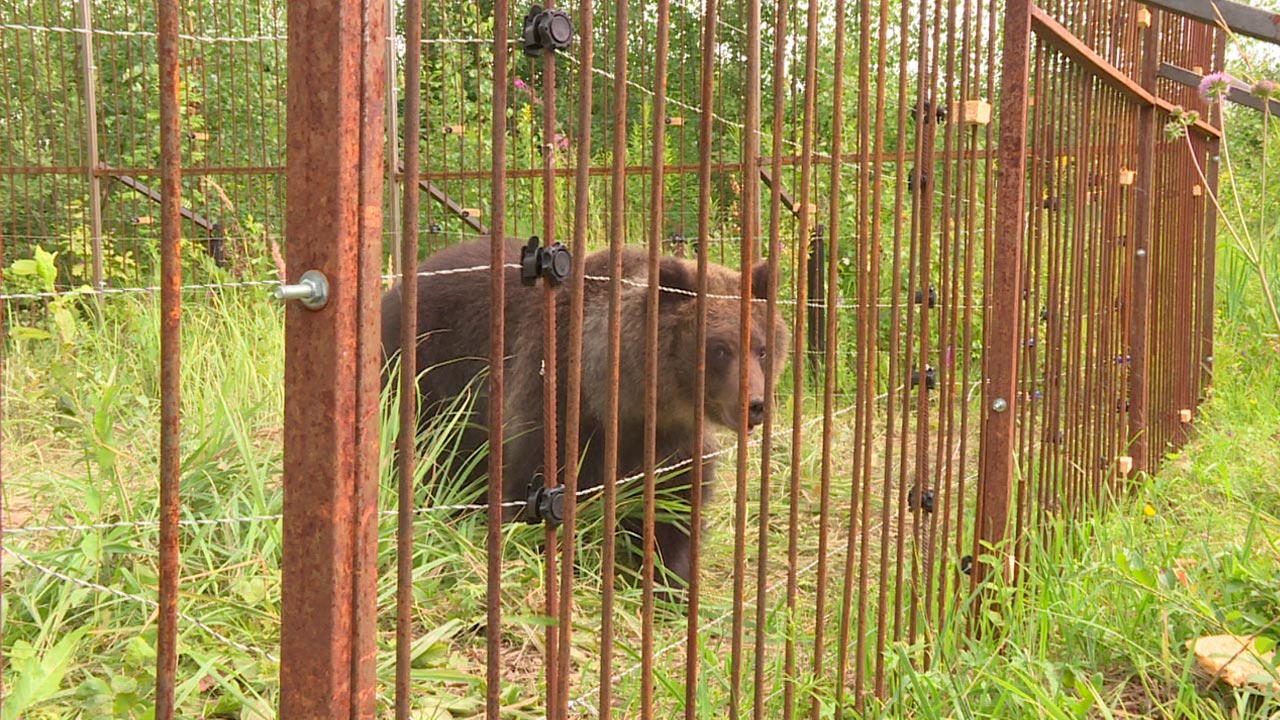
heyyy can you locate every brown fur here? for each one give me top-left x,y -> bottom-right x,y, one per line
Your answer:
381,238 -> 790,588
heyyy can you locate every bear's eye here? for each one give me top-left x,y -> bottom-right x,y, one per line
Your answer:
711,344 -> 730,359
756,347 -> 767,360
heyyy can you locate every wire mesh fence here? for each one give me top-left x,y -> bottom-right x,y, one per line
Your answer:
0,0 -> 1223,714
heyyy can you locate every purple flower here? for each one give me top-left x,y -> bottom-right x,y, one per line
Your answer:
1252,78 -> 1278,100
554,132 -> 570,151
1198,71 -> 1233,101
514,78 -> 529,92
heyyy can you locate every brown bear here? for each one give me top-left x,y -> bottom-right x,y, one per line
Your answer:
380,237 -> 789,588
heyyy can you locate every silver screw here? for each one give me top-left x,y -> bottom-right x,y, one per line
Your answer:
273,269 -> 330,310
1136,248 -> 1147,258
992,397 -> 1009,413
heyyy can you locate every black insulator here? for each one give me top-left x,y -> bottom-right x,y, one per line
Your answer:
520,235 -> 573,287
522,5 -> 575,56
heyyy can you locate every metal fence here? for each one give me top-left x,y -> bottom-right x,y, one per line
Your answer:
0,0 -> 1223,713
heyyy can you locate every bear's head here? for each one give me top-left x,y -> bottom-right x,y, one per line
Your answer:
652,255 -> 791,433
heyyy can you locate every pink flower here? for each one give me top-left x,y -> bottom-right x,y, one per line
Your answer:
514,78 -> 529,91
1198,71 -> 1233,101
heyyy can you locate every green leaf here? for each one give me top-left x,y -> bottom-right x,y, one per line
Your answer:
2,628 -> 88,720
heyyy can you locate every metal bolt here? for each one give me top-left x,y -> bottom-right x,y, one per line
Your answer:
992,397 -> 1009,413
273,269 -> 330,310
1135,248 -> 1147,258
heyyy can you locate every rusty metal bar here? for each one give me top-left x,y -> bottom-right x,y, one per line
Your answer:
685,0 -> 719,707
486,0 -> 511,712
782,0 -> 820,704
808,0 -> 849,704
598,0 -> 630,713
731,0 -> 765,706
539,18 -> 561,717
350,0 -> 387,712
752,0 -> 788,710
75,0 -> 105,294
975,0 -> 1032,593
278,0 -> 386,711
395,0 -> 424,712
641,0 -> 672,711
154,0 -> 183,711
0,149 -> 1015,181
1199,30 -> 1226,396
1128,10 -> 1160,476
556,0 -> 594,711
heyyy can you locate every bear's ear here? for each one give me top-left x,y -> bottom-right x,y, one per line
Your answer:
656,256 -> 696,305
751,261 -> 771,300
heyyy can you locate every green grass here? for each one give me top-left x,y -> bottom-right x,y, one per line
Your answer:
2,270 -> 1278,718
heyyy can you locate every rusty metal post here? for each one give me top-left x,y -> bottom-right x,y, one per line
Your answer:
486,0 -> 511,714
641,0 -> 673,711
556,0 -> 594,711
538,15 -> 560,715
279,0 -> 387,713
974,0 -> 1032,591
154,0 -> 183,713
1127,11 -> 1160,476
76,0 -> 105,299
1200,29 -> 1226,397
729,0 -> 763,704
395,0 -> 423,713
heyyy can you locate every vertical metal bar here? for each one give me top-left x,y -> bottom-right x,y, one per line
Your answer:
686,0 -> 719,707
641,0 -> 672,711
487,0 -> 511,712
808,0 -> 848,705
279,0 -> 386,711
1128,11 -> 1159,476
154,0 -> 183,712
539,21 -> 561,719
385,0 -> 403,274
1199,29 -> 1226,397
76,0 -> 105,299
733,0 -> 766,701
729,0 -> 761,683
752,0 -> 788,710
783,0 -> 820,707
352,1 -> 388,713
600,0 -> 628,713
975,0 -> 1032,591
395,0 -> 423,712
556,0 -> 594,710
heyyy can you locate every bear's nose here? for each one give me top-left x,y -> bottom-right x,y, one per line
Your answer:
748,399 -> 765,427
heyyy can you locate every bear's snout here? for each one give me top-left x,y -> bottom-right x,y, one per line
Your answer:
748,399 -> 765,428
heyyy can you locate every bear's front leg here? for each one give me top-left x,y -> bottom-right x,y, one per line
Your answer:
653,521 -> 693,589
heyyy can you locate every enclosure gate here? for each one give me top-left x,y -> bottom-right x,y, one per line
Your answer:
0,0 -> 1222,712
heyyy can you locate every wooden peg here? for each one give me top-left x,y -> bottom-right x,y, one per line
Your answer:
131,215 -> 153,225
460,208 -> 481,220
443,124 -> 465,135
665,116 -> 685,127
1117,456 -> 1134,474
1179,408 -> 1193,423
187,131 -> 210,141
1192,184 -> 1203,197
1136,7 -> 1152,27
951,99 -> 993,126
1119,169 -> 1136,186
